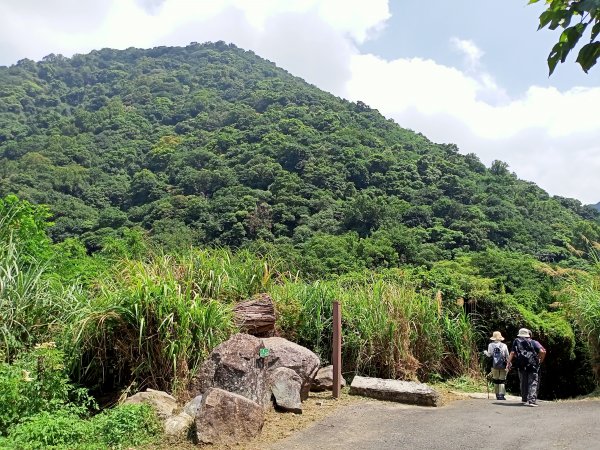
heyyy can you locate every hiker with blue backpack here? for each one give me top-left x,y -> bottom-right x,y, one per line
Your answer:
506,328 -> 546,407
484,331 -> 509,400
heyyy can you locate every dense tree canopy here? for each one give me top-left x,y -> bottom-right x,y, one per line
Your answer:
1,42 -> 599,274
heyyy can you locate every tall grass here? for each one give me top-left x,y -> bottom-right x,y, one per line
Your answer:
441,310 -> 479,376
566,273 -> 600,382
66,249 -> 275,392
271,277 -> 479,381
1,235 -> 481,393
0,240 -> 78,362
562,241 -> 600,384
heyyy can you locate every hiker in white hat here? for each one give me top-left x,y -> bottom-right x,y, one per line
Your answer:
506,328 -> 546,407
483,331 -> 509,400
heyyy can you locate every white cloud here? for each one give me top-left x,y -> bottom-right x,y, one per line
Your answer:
346,48 -> 600,203
450,37 -> 484,71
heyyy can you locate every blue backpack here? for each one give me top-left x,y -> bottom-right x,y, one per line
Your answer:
491,344 -> 507,369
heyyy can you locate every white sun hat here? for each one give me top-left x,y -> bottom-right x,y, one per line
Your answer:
517,328 -> 531,338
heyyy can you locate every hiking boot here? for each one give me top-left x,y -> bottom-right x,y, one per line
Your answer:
526,402 -> 538,407
499,395 -> 506,400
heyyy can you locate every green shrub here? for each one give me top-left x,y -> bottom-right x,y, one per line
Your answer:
0,344 -> 93,435
476,293 -> 594,398
5,410 -> 93,450
0,195 -> 52,263
91,404 -> 162,448
4,404 -> 160,450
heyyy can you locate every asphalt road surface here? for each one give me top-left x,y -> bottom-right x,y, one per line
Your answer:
270,398 -> 600,450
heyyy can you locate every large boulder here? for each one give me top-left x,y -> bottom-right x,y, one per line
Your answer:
269,367 -> 302,414
263,337 -> 320,400
196,388 -> 264,445
233,293 -> 276,337
123,389 -> 178,419
190,333 -> 271,407
349,376 -> 440,407
311,365 -> 347,392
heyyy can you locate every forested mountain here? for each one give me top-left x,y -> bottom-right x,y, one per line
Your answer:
1,41 -> 599,273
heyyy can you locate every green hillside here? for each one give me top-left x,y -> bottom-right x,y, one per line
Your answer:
1,41 -> 599,272
0,44 -> 599,442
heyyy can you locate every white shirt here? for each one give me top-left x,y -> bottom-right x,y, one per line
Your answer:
484,341 -> 509,358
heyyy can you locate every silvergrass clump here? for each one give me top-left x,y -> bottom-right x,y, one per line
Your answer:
441,310 -> 480,376
338,281 -> 433,380
270,280 -> 336,357
272,276 -> 479,381
0,240 -> 79,362
565,272 -> 600,382
67,248 -> 273,392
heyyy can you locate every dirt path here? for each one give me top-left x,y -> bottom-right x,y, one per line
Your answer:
269,397 -> 600,450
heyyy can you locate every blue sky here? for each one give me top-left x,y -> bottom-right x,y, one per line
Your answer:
360,0 -> 598,95
0,0 -> 598,203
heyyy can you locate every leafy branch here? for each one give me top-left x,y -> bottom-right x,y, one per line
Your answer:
530,0 -> 600,74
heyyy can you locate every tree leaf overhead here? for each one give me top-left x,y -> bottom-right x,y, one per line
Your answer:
530,0 -> 600,74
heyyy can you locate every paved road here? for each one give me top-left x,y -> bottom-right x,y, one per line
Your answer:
271,398 -> 600,450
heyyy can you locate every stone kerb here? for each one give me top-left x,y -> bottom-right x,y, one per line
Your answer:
350,375 -> 440,407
